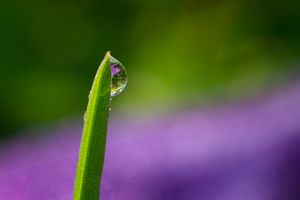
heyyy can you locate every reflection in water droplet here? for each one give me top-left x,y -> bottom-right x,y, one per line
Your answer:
110,56 -> 127,97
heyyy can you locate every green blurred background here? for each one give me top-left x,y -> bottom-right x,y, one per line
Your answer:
1,0 -> 299,137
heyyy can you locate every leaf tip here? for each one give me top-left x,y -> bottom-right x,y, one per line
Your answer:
105,51 -> 111,59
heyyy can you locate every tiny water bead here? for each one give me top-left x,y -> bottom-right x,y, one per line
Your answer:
84,55 -> 126,121
110,56 -> 127,97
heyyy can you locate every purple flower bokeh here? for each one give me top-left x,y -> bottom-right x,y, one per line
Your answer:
1,83 -> 300,200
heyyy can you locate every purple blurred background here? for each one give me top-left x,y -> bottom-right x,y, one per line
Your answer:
1,0 -> 300,199
1,81 -> 300,199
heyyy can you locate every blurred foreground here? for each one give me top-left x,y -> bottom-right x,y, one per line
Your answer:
1,81 -> 300,200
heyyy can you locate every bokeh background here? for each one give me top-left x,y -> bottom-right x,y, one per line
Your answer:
1,0 -> 299,136
1,0 -> 300,199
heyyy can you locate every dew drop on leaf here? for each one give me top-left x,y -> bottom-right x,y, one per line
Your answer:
110,56 -> 127,97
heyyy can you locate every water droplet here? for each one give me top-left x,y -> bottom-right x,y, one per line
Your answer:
88,90 -> 92,99
110,56 -> 127,97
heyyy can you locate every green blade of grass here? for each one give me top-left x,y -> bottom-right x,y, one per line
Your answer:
73,52 -> 111,200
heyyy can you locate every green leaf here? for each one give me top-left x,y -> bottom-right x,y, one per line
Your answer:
73,52 -> 111,200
